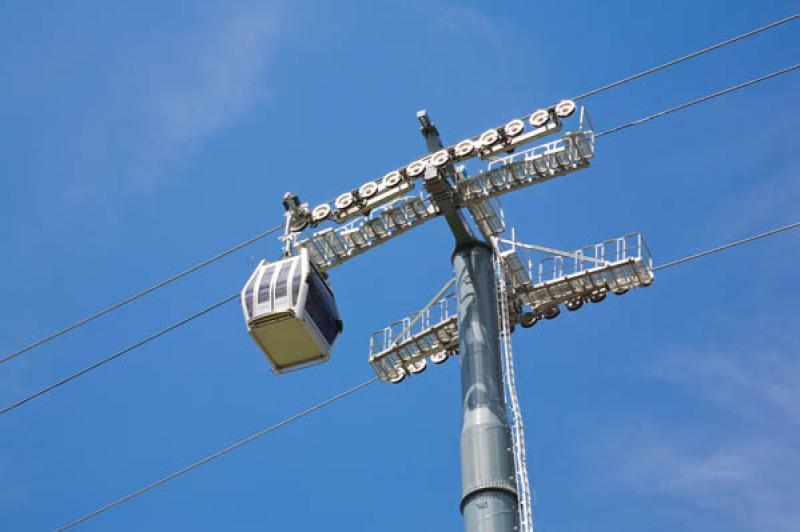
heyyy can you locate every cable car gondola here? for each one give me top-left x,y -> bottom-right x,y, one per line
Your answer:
241,249 -> 343,373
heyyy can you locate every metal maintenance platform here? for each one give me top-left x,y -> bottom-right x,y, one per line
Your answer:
506,232 -> 653,315
368,293 -> 459,383
367,232 -> 654,382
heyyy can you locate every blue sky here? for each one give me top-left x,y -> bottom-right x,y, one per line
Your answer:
1,1 -> 799,531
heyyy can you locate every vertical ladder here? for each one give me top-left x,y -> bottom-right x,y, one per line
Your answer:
493,239 -> 534,532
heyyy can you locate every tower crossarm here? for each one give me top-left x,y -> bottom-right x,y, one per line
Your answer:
291,125 -> 595,272
457,129 -> 595,205
293,193 -> 439,271
286,100 -> 583,234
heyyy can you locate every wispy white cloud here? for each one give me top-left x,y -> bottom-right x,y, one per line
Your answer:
612,433 -> 800,532
52,2 -> 286,215
702,102 -> 800,240
600,320 -> 800,531
130,4 -> 284,192
429,3 -> 502,51
405,0 -> 504,60
709,163 -> 800,243
652,342 -> 800,428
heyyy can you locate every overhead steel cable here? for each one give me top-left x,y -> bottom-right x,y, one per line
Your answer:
14,14 -> 791,369
58,279 -> 455,531
301,15 -> 800,215
1,277 -> 455,415
5,30 -> 798,416
57,377 -> 377,531
596,64 -> 800,138
655,222 -> 800,271
8,14 -> 797,369
5,60 -> 798,416
1,224 -> 283,365
0,294 -> 238,416
572,12 -> 800,101
54,220 -> 800,530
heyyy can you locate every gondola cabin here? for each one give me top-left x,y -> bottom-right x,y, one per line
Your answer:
241,249 -> 343,372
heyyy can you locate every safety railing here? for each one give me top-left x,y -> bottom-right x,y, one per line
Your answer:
517,232 -> 654,310
368,292 -> 458,383
295,193 -> 438,271
457,128 -> 595,204
536,232 -> 651,284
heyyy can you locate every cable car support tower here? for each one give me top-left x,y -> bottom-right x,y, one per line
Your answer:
244,100 -> 655,532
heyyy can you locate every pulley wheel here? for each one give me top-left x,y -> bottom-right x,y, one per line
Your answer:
480,128 -> 501,147
389,368 -> 407,384
529,109 -> 550,128
358,181 -> 379,199
555,99 -> 577,118
407,359 -> 427,374
589,292 -> 607,304
335,192 -> 354,210
382,171 -> 402,188
311,204 -> 331,223
519,311 -> 538,328
504,119 -> 525,137
406,160 -> 426,178
431,149 -> 451,167
455,139 -> 476,158
430,352 -> 448,364
543,305 -> 561,320
565,298 -> 583,312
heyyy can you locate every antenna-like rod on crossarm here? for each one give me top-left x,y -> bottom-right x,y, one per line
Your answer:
416,110 -> 477,248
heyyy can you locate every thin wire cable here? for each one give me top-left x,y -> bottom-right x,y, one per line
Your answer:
52,221 -> 800,529
314,14 -> 800,210
596,64 -> 800,137
5,66 -> 797,410
1,224 -> 282,365
57,376 -> 377,531
572,13 -> 800,101
655,222 -> 800,271
240,15 -> 800,224
0,294 -> 238,416
5,277 -> 449,417
11,16 -> 800,520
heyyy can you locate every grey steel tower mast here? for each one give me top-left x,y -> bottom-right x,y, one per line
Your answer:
418,113 -> 519,532
454,244 -> 519,530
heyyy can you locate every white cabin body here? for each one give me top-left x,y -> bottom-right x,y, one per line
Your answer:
241,249 -> 342,372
